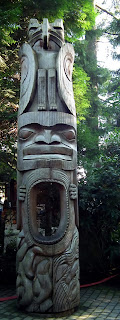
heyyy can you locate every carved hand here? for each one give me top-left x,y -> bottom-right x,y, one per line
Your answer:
69,184 -> 77,200
19,185 -> 26,201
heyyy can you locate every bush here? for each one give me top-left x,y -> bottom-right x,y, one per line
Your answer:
79,134 -> 120,279
0,236 -> 17,284
0,217 -> 5,254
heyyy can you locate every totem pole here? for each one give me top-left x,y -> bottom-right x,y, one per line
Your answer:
17,18 -> 80,313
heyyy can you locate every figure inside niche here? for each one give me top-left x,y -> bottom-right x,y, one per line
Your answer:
36,183 -> 60,237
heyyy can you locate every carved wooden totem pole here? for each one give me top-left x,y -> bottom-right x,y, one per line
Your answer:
17,18 -> 80,313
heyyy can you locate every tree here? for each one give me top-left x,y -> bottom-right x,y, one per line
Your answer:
75,28 -> 110,164
76,0 -> 120,165
79,132 -> 120,275
95,0 -> 120,134
0,0 -> 22,182
78,0 -> 120,276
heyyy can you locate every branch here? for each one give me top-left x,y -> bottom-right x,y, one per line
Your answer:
95,4 -> 118,20
104,31 -> 119,36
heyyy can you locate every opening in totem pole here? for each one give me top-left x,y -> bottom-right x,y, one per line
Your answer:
17,18 -> 80,313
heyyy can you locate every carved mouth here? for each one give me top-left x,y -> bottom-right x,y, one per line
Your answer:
23,144 -> 72,160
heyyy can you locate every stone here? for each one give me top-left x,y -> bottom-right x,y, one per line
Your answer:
17,17 -> 80,313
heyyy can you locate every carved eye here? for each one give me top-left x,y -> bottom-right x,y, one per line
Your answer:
63,129 -> 76,141
19,128 -> 34,140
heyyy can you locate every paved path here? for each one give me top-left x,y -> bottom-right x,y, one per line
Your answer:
0,284 -> 120,319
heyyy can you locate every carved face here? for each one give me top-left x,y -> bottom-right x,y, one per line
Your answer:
28,18 -> 64,50
17,123 -> 77,171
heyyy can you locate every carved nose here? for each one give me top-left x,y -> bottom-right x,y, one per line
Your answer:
35,131 -> 61,144
51,134 -> 61,144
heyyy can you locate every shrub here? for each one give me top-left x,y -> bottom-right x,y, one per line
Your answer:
79,133 -> 120,277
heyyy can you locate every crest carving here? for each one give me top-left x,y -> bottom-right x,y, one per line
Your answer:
56,43 -> 75,116
19,43 -> 37,115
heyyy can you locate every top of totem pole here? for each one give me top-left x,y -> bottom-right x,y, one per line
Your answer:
28,18 -> 64,49
18,18 -> 76,117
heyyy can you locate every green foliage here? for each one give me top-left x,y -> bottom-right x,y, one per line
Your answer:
77,2 -> 120,278
64,0 -> 96,41
18,0 -> 96,41
0,0 -> 21,48
75,29 -> 110,163
98,71 -> 120,136
0,0 -> 21,182
104,17 -> 120,48
73,66 -> 91,121
79,132 -> 120,274
95,1 -> 120,134
0,47 -> 19,182
77,122 -> 99,163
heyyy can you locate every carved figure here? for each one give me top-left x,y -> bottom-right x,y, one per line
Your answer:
17,18 -> 80,313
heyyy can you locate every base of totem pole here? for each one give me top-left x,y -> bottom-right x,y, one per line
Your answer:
30,308 -> 78,317
17,306 -> 80,318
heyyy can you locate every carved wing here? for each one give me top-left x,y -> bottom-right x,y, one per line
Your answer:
18,43 -> 37,115
56,43 -> 76,116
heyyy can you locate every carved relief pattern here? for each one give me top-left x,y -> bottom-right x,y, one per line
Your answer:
38,69 -> 46,110
38,68 -> 57,111
17,17 -> 80,313
16,233 -> 53,312
56,43 -> 76,116
53,227 -> 80,312
48,69 -> 57,110
16,227 -> 79,312
19,43 -> 37,115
